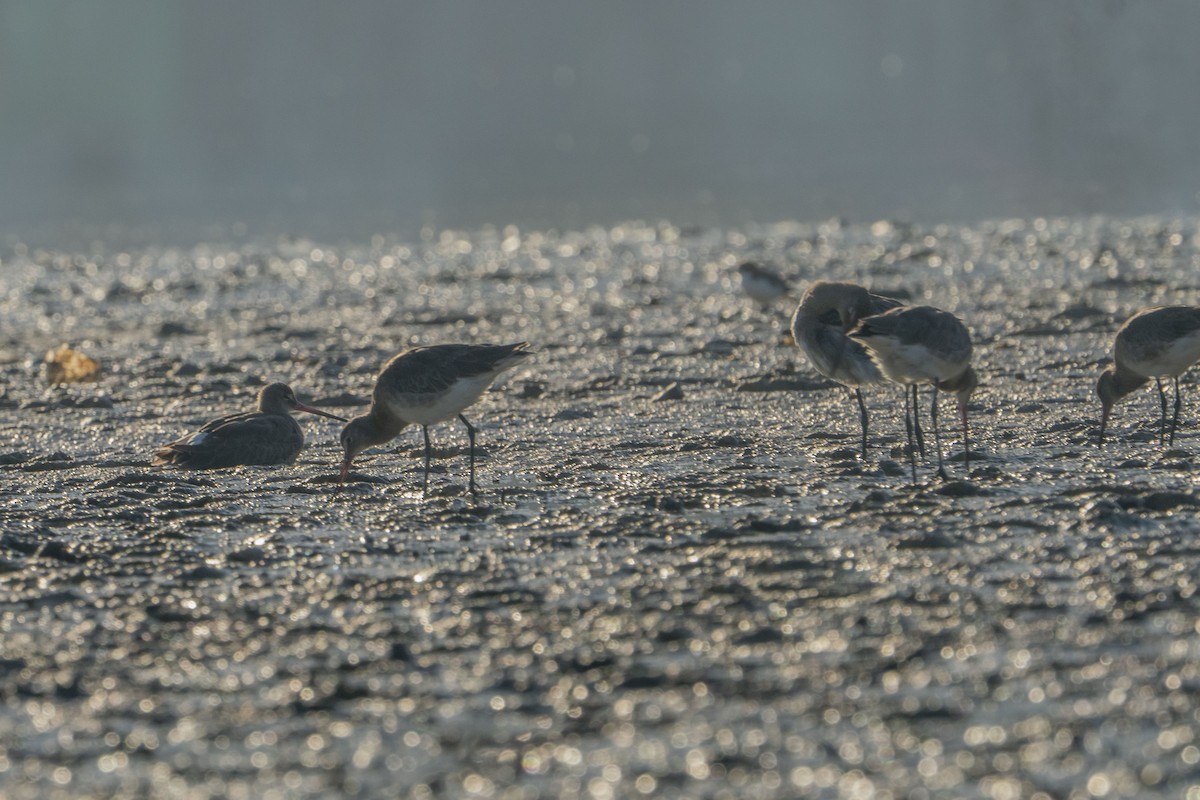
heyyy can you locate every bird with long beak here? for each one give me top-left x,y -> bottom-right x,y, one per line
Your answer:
849,305 -> 977,482
1096,305 -> 1200,446
153,382 -> 347,469
338,342 -> 531,494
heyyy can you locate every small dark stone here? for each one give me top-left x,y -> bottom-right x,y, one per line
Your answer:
1142,491 -> 1197,512
714,433 -> 751,447
158,321 -> 195,337
735,627 -> 784,645
227,546 -> 268,564
177,565 -> 228,582
521,381 -> 547,399
935,481 -> 986,497
38,541 -> 87,564
895,530 -> 958,549
553,407 -> 594,421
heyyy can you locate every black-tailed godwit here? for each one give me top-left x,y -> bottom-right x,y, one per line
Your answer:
849,305 -> 977,480
338,342 -> 531,494
790,281 -> 903,459
1096,305 -> 1200,446
153,382 -> 346,469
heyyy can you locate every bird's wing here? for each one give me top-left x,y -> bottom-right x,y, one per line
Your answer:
155,414 -> 301,468
379,343 -> 529,398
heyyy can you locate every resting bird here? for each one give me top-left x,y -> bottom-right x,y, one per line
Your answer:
849,305 -> 977,481
790,281 -> 903,459
153,382 -> 346,469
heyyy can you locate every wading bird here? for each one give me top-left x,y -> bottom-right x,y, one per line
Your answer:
850,305 -> 977,481
790,281 -> 903,459
1096,305 -> 1200,446
339,342 -> 531,494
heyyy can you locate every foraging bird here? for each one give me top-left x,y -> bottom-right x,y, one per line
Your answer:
153,382 -> 346,469
850,305 -> 977,480
737,262 -> 790,307
790,281 -> 903,459
1096,305 -> 1200,446
339,342 -> 531,493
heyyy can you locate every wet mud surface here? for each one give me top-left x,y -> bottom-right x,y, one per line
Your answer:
2,218 -> 1200,798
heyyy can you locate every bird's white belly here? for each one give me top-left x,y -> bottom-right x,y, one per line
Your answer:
1138,331 -> 1200,377
869,340 -> 963,385
384,374 -> 496,425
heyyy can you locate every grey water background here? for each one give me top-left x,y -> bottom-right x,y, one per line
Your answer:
3,1 -> 1200,243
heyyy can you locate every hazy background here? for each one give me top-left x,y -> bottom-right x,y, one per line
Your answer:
2,1 -> 1198,243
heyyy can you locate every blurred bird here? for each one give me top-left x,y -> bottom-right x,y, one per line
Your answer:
1096,305 -> 1200,446
850,305 -> 977,481
737,262 -> 790,307
790,281 -> 903,459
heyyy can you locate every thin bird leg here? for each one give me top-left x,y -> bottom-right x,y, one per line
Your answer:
903,387 -> 917,484
1156,377 -> 1168,447
422,425 -> 432,495
911,384 -> 927,457
459,414 -> 478,496
961,400 -> 971,474
931,383 -> 947,480
1169,376 -> 1183,447
854,388 -> 869,461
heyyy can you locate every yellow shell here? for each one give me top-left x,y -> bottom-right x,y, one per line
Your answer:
44,345 -> 102,384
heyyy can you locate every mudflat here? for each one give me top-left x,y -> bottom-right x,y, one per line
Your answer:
2,217 -> 1199,798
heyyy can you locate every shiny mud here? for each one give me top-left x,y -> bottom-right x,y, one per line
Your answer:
2,218 -> 1200,798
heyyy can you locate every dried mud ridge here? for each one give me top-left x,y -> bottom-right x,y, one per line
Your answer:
2,218 -> 1200,798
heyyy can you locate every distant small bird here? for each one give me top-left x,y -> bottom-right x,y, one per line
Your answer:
850,305 -> 977,480
1096,305 -> 1200,446
339,342 -> 532,494
790,281 -> 903,459
153,382 -> 346,469
737,262 -> 790,307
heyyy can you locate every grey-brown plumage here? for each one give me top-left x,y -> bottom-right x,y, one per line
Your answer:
339,342 -> 532,493
789,281 -> 904,459
850,305 -> 977,480
153,382 -> 347,469
1097,305 -> 1200,445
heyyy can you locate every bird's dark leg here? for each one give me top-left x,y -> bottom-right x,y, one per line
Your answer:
459,414 -> 478,496
903,387 -> 916,484
422,425 -> 432,495
854,388 -> 869,461
1156,377 -> 1168,447
931,384 -> 947,480
911,384 -> 927,457
961,400 -> 971,475
1170,376 -> 1183,447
